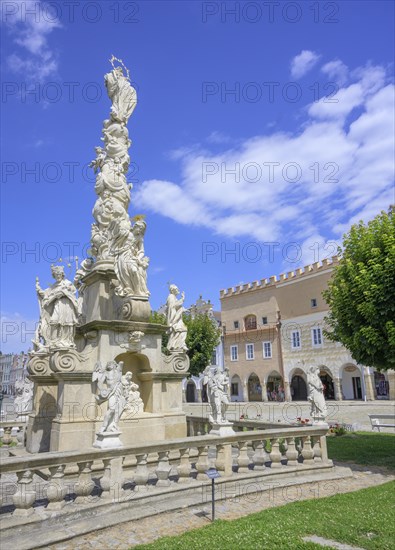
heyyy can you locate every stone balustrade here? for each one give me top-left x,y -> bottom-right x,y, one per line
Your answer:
0,421 -> 27,448
186,415 -> 301,436
0,425 -> 331,521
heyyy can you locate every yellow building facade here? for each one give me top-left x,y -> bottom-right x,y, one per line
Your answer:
220,257 -> 393,402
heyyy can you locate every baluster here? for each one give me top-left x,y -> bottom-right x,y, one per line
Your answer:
215,443 -> 233,477
2,426 -> 12,446
312,436 -> 322,463
16,426 -> 25,447
196,445 -> 210,480
252,440 -> 267,470
285,437 -> 299,466
13,470 -> 36,516
101,456 -> 124,501
134,453 -> 150,491
75,461 -> 95,504
46,464 -> 67,510
269,438 -> 282,468
301,436 -> 315,465
319,434 -> 331,464
237,441 -> 250,473
178,448 -> 192,483
155,451 -> 172,487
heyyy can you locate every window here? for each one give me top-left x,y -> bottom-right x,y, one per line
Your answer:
291,330 -> 301,349
311,298 -> 317,308
261,316 -> 268,325
312,327 -> 322,347
233,321 -> 239,329
246,343 -> 255,360
263,341 -> 272,358
211,350 -> 217,365
231,382 -> 239,396
230,345 -> 238,361
245,315 -> 257,330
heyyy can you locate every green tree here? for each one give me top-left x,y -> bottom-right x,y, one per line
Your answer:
323,208 -> 395,370
185,314 -> 221,377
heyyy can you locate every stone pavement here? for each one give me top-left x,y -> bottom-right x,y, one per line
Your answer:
43,463 -> 394,550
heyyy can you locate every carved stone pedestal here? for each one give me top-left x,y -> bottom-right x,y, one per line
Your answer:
209,421 -> 235,437
93,431 -> 123,449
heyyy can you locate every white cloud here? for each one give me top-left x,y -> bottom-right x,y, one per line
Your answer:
134,61 -> 394,257
308,65 -> 386,120
206,131 -> 232,144
321,59 -> 349,86
2,0 -> 61,80
290,50 -> 320,79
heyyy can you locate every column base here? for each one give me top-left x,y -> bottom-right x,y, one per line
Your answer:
93,431 -> 123,449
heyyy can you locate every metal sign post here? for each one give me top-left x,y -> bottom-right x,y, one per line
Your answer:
205,468 -> 220,522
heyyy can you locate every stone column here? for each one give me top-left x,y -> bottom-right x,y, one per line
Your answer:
333,378 -> 343,401
196,388 -> 202,403
387,370 -> 395,400
284,381 -> 292,402
364,370 -> 376,401
261,380 -> 268,402
243,381 -> 249,402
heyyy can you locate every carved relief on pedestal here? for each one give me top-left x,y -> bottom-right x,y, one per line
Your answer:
162,351 -> 190,374
120,331 -> 145,353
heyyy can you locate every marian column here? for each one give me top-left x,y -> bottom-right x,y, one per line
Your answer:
26,58 -> 189,453
82,56 -> 151,322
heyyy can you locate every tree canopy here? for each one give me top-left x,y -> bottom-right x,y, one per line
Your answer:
323,208 -> 395,371
185,313 -> 221,377
149,310 -> 221,376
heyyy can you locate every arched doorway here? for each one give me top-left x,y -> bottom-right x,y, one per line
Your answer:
291,374 -> 307,400
341,364 -> 363,399
186,380 -> 197,403
230,374 -> 243,402
267,372 -> 284,401
248,373 -> 262,401
319,369 -> 335,400
374,371 -> 389,399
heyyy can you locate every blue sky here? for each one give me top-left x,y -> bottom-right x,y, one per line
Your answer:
1,0 -> 394,353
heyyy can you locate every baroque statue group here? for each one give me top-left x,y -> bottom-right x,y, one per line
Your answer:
27,57 -> 192,448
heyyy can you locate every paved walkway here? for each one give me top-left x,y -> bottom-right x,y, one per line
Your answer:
44,463 -> 394,550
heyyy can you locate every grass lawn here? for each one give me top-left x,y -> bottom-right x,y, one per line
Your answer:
134,432 -> 395,550
135,481 -> 395,549
327,431 -> 395,470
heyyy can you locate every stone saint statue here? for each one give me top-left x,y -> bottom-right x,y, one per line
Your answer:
93,360 -> 124,433
110,217 -> 150,297
14,377 -> 34,415
104,56 -> 137,124
92,361 -> 144,433
34,265 -> 80,350
166,285 -> 188,352
204,367 -> 230,424
307,366 -> 328,423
